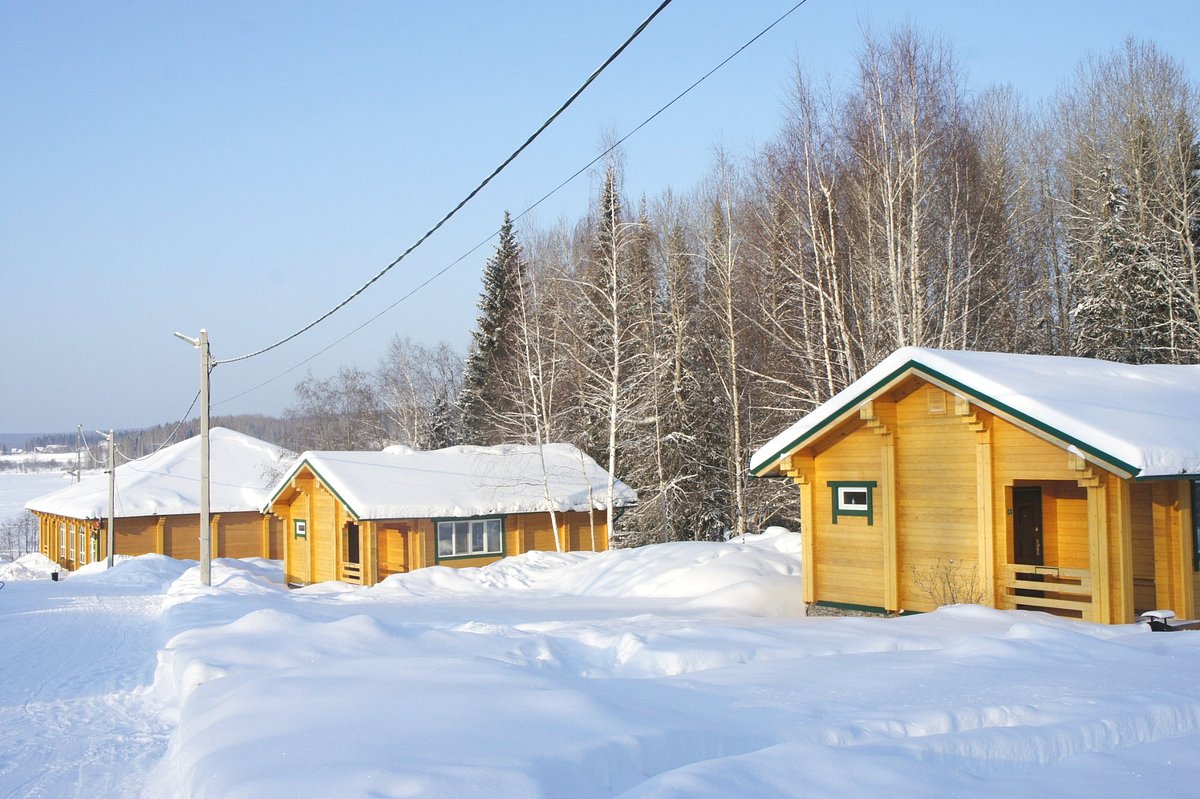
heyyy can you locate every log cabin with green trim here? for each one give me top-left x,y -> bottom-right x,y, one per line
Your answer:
264,443 -> 637,587
751,347 -> 1200,624
26,428 -> 289,571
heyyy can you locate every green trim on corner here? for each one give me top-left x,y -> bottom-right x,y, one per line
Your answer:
814,600 -> 888,615
751,359 -> 1141,480
898,609 -> 923,616
433,515 -> 507,563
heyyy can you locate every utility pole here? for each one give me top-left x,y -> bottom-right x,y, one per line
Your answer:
106,430 -> 115,568
75,424 -> 83,482
175,328 -> 212,586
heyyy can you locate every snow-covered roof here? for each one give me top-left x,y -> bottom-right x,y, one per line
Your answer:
267,443 -> 638,520
25,428 -> 291,519
750,347 -> 1200,480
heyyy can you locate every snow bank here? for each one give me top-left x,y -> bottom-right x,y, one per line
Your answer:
362,530 -> 805,616
146,573 -> 1200,799
72,554 -> 194,589
0,532 -> 1168,798
0,551 -> 61,580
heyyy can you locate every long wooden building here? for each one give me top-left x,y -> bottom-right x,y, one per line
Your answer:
264,443 -> 637,587
751,347 -> 1200,624
27,428 -> 290,570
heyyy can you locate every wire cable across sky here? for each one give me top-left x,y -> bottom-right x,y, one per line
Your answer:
215,0 -> 674,367
212,0 -> 811,408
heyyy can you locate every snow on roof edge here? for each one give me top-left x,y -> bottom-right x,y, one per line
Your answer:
264,443 -> 637,520
25,428 -> 291,519
750,347 -> 1200,479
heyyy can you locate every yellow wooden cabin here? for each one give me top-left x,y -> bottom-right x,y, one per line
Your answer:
750,347 -> 1200,624
27,428 -> 290,571
264,443 -> 637,587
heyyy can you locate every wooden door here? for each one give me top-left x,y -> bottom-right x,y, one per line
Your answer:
1013,486 -> 1044,566
378,525 -> 408,579
345,523 -> 361,565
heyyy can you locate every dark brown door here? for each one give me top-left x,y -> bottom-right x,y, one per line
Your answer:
1013,487 -> 1043,566
345,523 -> 361,565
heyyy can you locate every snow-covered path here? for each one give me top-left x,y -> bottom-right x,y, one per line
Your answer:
0,579 -> 170,799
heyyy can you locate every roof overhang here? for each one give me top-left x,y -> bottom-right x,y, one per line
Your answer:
264,458 -> 362,520
751,359 -> 1140,481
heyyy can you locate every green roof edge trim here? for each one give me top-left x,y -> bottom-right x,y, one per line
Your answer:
750,359 -> 1141,479
266,458 -> 363,521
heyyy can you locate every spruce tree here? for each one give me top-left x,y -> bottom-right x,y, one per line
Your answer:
459,212 -> 524,444
420,389 -> 458,450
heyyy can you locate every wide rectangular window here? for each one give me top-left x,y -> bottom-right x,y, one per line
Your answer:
437,518 -> 503,558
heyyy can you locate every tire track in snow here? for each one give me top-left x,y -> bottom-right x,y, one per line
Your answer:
0,588 -> 171,798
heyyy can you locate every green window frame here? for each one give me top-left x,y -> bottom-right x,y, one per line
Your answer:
436,518 -> 503,560
828,481 -> 877,525
1191,481 -> 1200,572
293,519 -> 308,539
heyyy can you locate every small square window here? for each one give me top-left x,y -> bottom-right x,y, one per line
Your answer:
828,481 -> 877,525
838,486 -> 869,510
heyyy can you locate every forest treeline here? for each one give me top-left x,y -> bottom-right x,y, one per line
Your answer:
37,30 -> 1199,544
448,30 -> 1197,543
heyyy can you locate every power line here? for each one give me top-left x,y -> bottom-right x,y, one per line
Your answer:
212,0 -> 811,408
215,0 -> 674,367
108,389 -> 201,465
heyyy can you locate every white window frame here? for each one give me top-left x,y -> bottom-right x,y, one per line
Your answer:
60,522 -> 66,557
837,486 -> 869,511
68,523 -> 76,559
436,518 -> 503,559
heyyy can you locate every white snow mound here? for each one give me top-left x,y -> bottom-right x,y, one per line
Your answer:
368,530 -> 804,616
0,552 -> 62,581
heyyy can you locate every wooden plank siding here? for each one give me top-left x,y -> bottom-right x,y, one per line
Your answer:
31,508 -> 279,573
809,417 -> 885,608
894,387 -> 978,612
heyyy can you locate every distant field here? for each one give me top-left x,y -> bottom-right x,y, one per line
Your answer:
0,470 -> 79,522
0,451 -> 78,467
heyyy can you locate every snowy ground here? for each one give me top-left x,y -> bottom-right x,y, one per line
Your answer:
2,533 -> 1200,798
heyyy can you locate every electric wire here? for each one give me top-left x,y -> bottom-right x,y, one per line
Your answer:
212,0 -> 810,408
78,428 -> 103,470
214,0 -> 674,367
107,389 -> 201,467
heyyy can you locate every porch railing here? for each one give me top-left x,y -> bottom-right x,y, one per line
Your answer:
339,561 -> 362,584
997,564 -> 1093,621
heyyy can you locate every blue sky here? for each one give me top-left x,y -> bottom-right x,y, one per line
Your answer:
2,1 -> 1197,435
